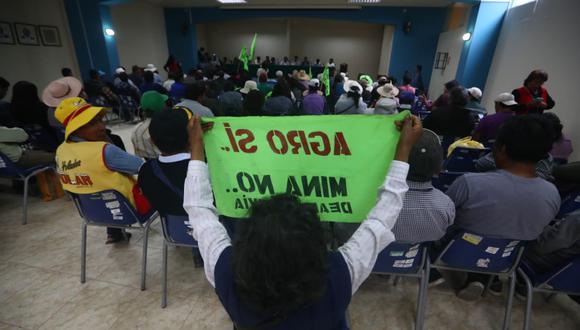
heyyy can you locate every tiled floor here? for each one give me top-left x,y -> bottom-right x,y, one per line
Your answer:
0,123 -> 579,330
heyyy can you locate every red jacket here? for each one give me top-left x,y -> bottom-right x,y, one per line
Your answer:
512,86 -> 554,115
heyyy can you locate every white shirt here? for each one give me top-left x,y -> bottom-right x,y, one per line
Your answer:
183,160 -> 409,294
163,79 -> 175,92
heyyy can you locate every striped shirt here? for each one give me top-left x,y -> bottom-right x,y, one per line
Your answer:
131,118 -> 159,160
392,180 -> 455,243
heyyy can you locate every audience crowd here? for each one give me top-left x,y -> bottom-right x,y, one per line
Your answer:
1,48 -> 579,327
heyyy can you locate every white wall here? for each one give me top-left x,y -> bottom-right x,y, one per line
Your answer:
289,19 -> 384,76
197,18 -> 390,76
483,0 -> 580,161
110,2 -> 168,78
427,27 -> 466,99
0,0 -> 78,99
203,19 -> 289,61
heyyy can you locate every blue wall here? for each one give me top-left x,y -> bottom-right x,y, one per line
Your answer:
63,0 -> 120,81
164,7 -> 448,85
456,1 -> 509,90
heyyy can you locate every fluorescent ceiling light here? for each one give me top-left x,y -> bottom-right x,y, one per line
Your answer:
348,0 -> 381,3
217,0 -> 247,3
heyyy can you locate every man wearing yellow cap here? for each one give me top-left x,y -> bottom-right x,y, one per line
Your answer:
54,97 -> 148,244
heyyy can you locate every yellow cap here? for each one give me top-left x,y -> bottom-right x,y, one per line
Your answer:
54,97 -> 106,140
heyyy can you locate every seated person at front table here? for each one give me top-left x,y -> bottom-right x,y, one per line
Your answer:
392,128 -> 455,243
445,115 -> 561,300
183,115 -> 422,329
54,97 -> 148,244
472,92 -> 517,143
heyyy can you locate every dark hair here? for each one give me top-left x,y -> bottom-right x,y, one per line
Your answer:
542,112 -> 563,142
272,79 -> 291,98
118,72 -> 129,82
347,91 -> 361,109
89,69 -> 100,79
308,85 -> 319,94
10,81 -> 46,124
165,55 -> 176,67
524,70 -> 548,86
495,115 -> 554,163
258,73 -> 268,83
144,71 -> 154,83
185,82 -> 206,100
148,109 -> 189,154
0,76 -> 9,89
232,194 -> 328,314
449,86 -> 468,108
444,79 -> 459,91
243,90 -> 265,116
223,80 -> 236,92
61,67 -> 73,77
402,72 -> 412,86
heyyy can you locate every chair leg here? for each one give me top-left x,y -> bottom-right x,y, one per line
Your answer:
502,273 -> 517,330
417,265 -> 431,330
22,177 -> 30,225
519,269 -> 534,330
81,222 -> 87,283
161,241 -> 168,308
141,220 -> 153,291
415,274 -> 426,330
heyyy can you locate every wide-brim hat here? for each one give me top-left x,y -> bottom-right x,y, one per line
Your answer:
55,97 -> 106,140
240,80 -> 258,94
343,80 -> 363,95
377,82 -> 399,98
145,64 -> 158,72
297,70 -> 310,81
42,77 -> 83,107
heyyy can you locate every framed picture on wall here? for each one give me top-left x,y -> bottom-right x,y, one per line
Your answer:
38,25 -> 61,47
14,23 -> 39,46
0,21 -> 15,45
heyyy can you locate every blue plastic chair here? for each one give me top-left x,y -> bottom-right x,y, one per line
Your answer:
417,110 -> 431,120
426,231 -> 527,330
556,190 -> 580,219
443,147 -> 491,172
69,190 -> 158,290
372,242 -> 430,330
0,152 -> 55,225
432,171 -> 464,192
159,214 -> 199,308
518,256 -> 580,330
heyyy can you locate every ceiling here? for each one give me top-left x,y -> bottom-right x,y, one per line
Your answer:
139,0 -> 464,8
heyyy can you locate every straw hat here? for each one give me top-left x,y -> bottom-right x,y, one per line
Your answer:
54,97 -> 106,140
42,77 -> 83,107
239,80 -> 258,94
377,82 -> 399,98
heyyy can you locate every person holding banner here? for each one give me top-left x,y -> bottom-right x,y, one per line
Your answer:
183,114 -> 422,329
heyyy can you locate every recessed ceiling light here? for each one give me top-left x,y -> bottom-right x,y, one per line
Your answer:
348,0 -> 381,3
217,0 -> 247,3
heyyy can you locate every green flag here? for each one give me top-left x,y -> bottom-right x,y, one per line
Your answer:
238,46 -> 249,71
202,112 -> 409,222
322,66 -> 331,96
249,33 -> 257,60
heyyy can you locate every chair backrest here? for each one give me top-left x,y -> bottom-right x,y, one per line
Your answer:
69,190 -> 141,226
372,242 -> 427,275
440,136 -> 458,156
22,125 -> 60,152
0,152 -> 25,177
432,171 -> 464,192
557,190 -> 580,219
443,147 -> 490,172
160,214 -> 198,247
435,231 -> 526,274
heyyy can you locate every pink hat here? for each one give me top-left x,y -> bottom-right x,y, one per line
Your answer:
42,77 -> 83,107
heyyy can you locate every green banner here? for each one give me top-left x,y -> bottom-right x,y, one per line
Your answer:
203,112 -> 408,222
